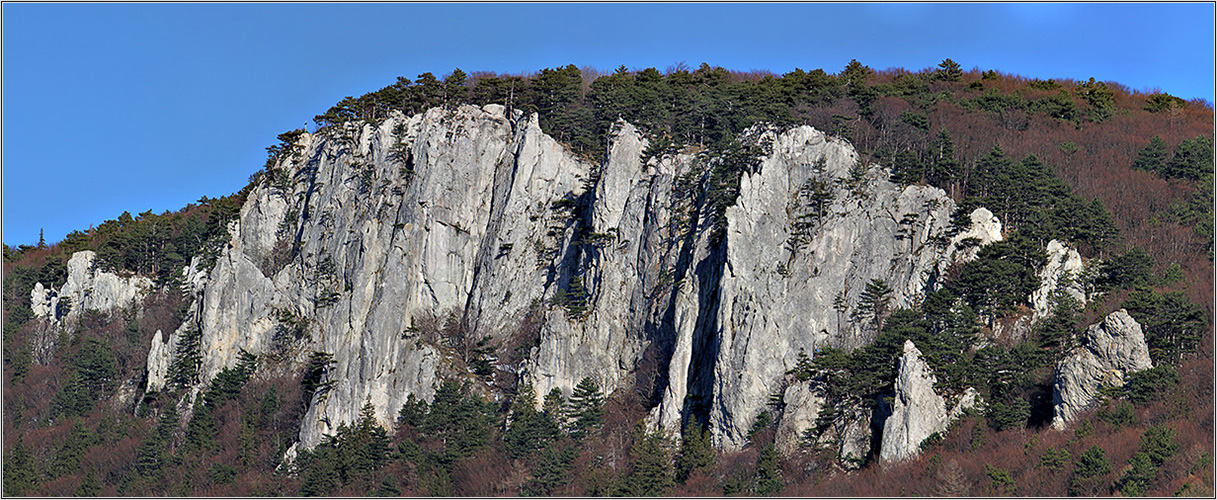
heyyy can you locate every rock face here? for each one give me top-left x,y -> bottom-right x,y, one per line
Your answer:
1032,239 -> 1087,321
1052,309 -> 1152,429
133,105 -> 1000,453
31,250 -> 154,325
661,126 -> 999,450
774,382 -> 824,455
880,340 -> 949,462
29,250 -> 154,363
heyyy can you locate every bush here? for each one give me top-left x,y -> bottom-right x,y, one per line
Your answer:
987,397 -> 1030,431
1124,365 -> 1179,405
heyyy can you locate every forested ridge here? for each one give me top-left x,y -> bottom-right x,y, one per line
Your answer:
3,60 -> 1212,496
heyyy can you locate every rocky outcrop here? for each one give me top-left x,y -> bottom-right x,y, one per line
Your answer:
31,250 -> 154,325
1052,309 -> 1152,429
774,382 -> 824,455
137,104 -> 1001,453
1032,240 -> 1086,321
29,250 -> 154,363
880,340 -> 948,462
689,126 -> 997,450
879,341 -> 980,462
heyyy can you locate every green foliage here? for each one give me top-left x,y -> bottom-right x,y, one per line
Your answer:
986,464 -> 1016,494
48,419 -> 98,479
553,274 -> 590,319
524,441 -> 578,496
675,420 -> 715,483
134,403 -> 181,479
1070,445 -> 1112,496
967,146 -> 1118,253
297,401 -> 393,496
52,337 -> 118,419
1143,92 -> 1187,112
1123,364 -> 1179,405
1039,447 -> 1071,470
1139,424 -> 1179,466
1165,136 -> 1214,181
852,278 -> 893,332
397,393 -> 428,428
986,397 -> 1030,431
1169,173 -> 1213,257
619,426 -> 674,496
1133,136 -> 1170,174
169,326 -> 203,389
1076,77 -> 1116,123
950,233 -> 1045,320
566,377 -> 605,439
1122,289 -> 1206,363
747,409 -> 773,442
185,398 -> 218,452
756,444 -> 784,495
1098,247 -> 1155,290
208,463 -> 238,485
3,437 -> 39,496
1097,399 -> 1137,428
934,58 -> 963,82
421,380 -> 496,460
203,350 -> 257,407
504,384 -> 560,459
1119,451 -> 1157,496
374,476 -> 402,497
1029,91 -> 1079,122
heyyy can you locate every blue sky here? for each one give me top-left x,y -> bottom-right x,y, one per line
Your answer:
3,3 -> 1214,247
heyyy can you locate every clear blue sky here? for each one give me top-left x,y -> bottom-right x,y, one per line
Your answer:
4,3 -> 1214,247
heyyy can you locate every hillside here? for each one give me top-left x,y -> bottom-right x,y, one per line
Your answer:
3,60 -> 1212,497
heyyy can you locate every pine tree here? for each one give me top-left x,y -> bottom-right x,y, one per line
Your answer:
756,444 -> 784,495
675,420 -> 715,483
566,377 -> 604,439
1132,136 -> 1169,174
185,398 -> 217,452
3,437 -> 39,496
621,426 -> 674,496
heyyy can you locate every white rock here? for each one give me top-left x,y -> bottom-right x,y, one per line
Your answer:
774,382 -> 825,455
1052,309 -> 1152,429
30,282 -> 51,317
1031,239 -> 1086,321
880,340 -> 949,462
145,330 -> 174,393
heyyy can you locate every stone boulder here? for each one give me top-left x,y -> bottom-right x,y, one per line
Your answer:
1052,309 -> 1152,429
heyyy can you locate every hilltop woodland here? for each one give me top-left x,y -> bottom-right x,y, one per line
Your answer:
3,60 -> 1213,496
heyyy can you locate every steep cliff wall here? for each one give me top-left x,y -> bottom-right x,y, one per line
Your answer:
136,105 -> 1002,452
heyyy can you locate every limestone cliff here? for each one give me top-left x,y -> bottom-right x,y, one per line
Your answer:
124,105 -> 1002,453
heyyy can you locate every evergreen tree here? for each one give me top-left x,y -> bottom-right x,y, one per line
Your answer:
505,384 -> 560,459
1165,135 -> 1214,181
443,68 -> 469,105
49,419 -> 97,478
566,377 -> 604,439
3,437 -> 39,496
524,442 -> 578,496
620,426 -> 674,496
185,398 -> 218,452
756,443 -> 784,495
1070,445 -> 1111,496
675,420 -> 715,483
1122,289 -> 1206,363
1132,136 -> 1169,174
935,58 -> 964,82
926,128 -> 963,195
